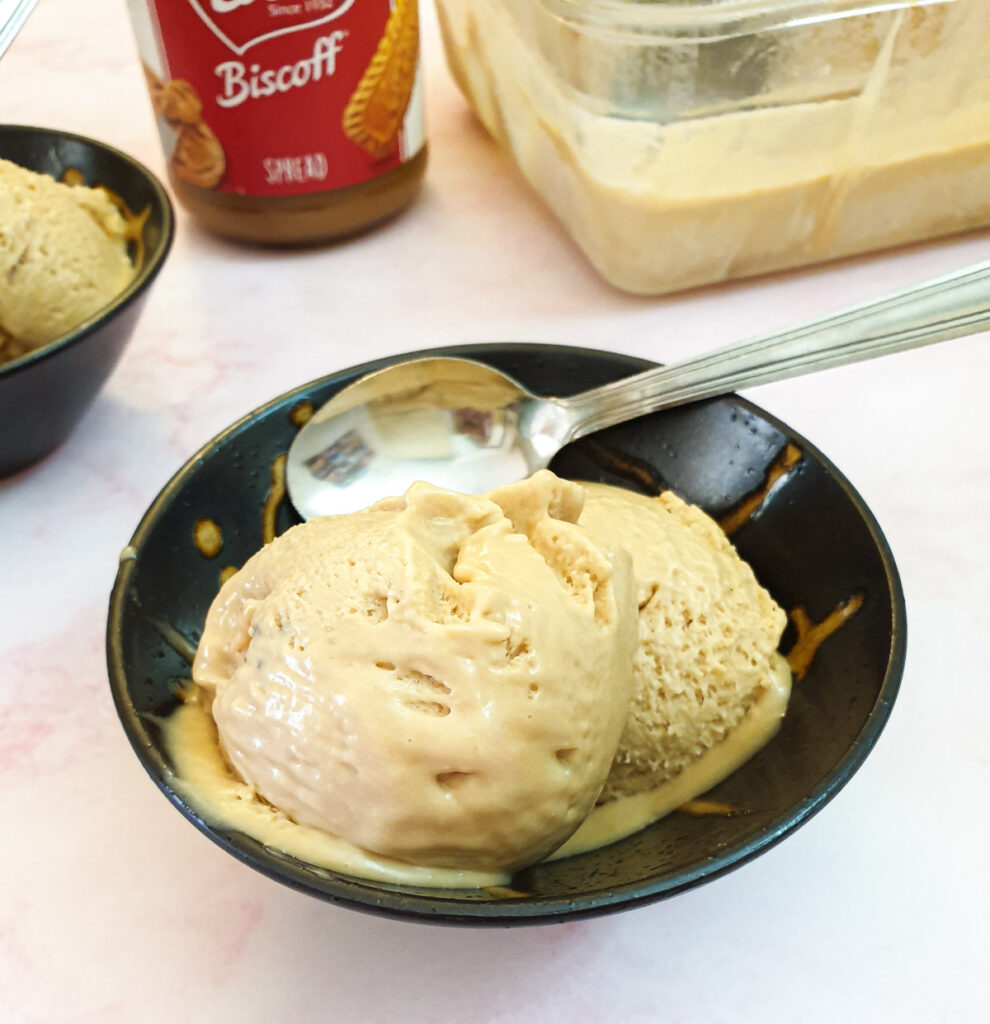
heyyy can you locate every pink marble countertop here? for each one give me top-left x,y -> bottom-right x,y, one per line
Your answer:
2,2 -> 988,1021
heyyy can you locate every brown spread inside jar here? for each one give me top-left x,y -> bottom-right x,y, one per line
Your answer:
166,146 -> 427,246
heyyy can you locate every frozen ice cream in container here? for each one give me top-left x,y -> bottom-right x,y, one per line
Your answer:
435,0 -> 990,293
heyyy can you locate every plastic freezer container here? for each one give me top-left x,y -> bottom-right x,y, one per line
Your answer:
436,0 -> 990,293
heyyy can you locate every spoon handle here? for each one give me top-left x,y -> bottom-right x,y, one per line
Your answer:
0,0 -> 37,59
561,258 -> 990,439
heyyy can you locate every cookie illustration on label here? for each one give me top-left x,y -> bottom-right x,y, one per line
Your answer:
144,64 -> 226,189
157,80 -> 203,128
171,120 -> 226,189
342,0 -> 419,159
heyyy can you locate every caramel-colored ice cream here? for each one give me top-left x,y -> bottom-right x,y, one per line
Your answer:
0,158 -> 135,364
550,484 -> 791,859
176,471 -> 791,883
192,472 -> 637,874
579,484 -> 789,802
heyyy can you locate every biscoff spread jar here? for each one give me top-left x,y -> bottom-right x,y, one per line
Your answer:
128,0 -> 426,244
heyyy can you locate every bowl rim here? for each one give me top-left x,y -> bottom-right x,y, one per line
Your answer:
106,342 -> 907,925
0,123 -> 175,379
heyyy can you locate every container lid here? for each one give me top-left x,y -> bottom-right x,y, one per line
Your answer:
542,0 -> 957,39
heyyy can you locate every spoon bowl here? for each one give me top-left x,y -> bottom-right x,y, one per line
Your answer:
286,357 -> 541,518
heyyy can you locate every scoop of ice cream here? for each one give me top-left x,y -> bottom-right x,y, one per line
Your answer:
0,158 -> 135,364
578,484 -> 788,802
193,471 -> 637,873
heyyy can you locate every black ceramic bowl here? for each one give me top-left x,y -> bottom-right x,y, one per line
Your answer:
107,344 -> 905,925
0,125 -> 174,476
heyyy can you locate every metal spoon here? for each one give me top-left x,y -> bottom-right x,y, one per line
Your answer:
0,0 -> 37,60
288,259 -> 990,519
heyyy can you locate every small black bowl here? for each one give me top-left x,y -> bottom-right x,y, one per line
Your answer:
107,344 -> 906,925
0,125 -> 174,477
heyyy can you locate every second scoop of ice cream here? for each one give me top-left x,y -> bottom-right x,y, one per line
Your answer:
579,484 -> 788,803
0,157 -> 135,364
193,472 -> 637,873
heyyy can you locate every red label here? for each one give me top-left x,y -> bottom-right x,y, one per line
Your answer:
140,0 -> 421,196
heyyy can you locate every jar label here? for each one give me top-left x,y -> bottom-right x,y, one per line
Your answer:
128,0 -> 424,196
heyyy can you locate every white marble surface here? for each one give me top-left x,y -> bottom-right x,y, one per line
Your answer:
1,2 -> 989,1021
